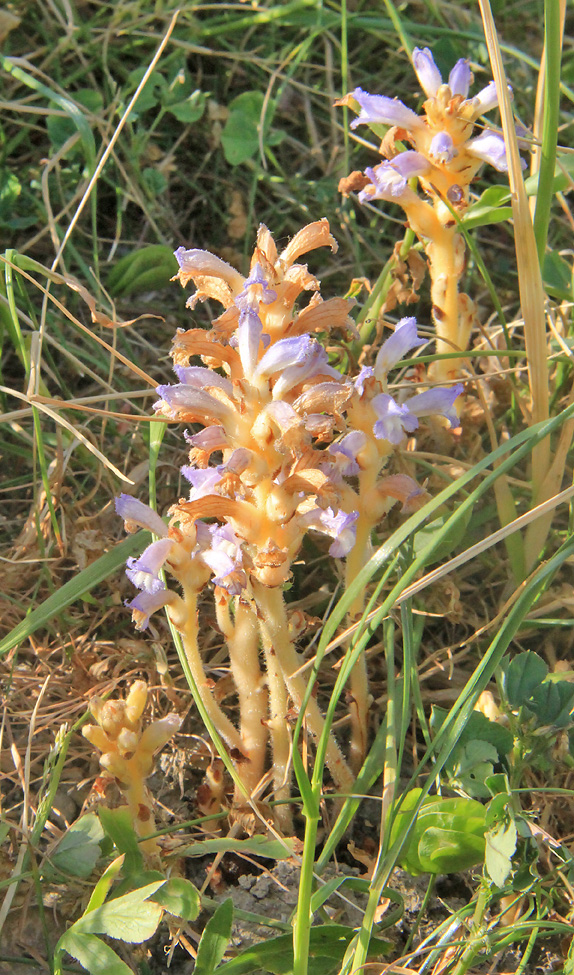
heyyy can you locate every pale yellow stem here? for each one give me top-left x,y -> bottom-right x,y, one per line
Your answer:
259,626 -> 294,833
427,226 -> 464,383
226,599 -> 269,800
253,583 -> 354,794
179,586 -> 245,755
125,779 -> 158,856
405,198 -> 469,384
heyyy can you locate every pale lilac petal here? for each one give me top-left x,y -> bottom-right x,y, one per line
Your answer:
174,247 -> 244,290
467,131 -> 520,172
413,47 -> 442,98
236,306 -> 263,381
235,262 -> 277,310
448,59 -> 471,98
127,588 -> 172,630
185,426 -> 228,451
126,538 -> 175,593
392,151 -> 432,178
255,334 -> 312,378
303,507 -> 359,557
372,393 -> 419,444
403,383 -> 464,427
354,366 -> 374,395
429,131 -> 456,163
374,317 -> 425,378
358,153 -> 428,204
273,344 -> 340,399
349,87 -> 423,132
181,466 -> 223,499
359,164 -> 408,204
470,81 -> 499,115
328,431 -> 368,476
115,494 -> 168,537
254,336 -> 340,397
173,365 -> 232,394
201,523 -> 247,594
155,384 -> 232,422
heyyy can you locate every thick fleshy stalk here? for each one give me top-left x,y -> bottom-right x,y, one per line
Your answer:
220,598 -> 268,802
176,583 -> 246,756
253,582 -> 354,795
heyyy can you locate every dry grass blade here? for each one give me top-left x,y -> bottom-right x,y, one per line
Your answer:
479,0 -> 552,568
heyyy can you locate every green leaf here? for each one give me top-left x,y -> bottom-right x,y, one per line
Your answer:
47,89 -> 103,156
98,806 -> 143,876
448,739 -> 499,799
85,856 -> 126,914
417,826 -> 485,873
221,91 -> 284,166
502,651 -> 548,708
107,244 -> 178,298
528,680 -> 574,728
178,835 -> 296,859
76,881 -> 165,942
142,167 -> 168,196
151,878 -> 201,921
44,813 -> 104,880
168,90 -> 206,124
485,819 -> 517,887
431,706 -> 513,759
389,790 -> 486,876
125,67 -> 166,114
194,898 -> 233,975
543,250 -> 573,301
57,931 -> 133,975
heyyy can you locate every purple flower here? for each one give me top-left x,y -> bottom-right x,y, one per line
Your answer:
126,538 -> 175,593
181,465 -> 224,500
126,588 -> 173,631
354,366 -> 374,396
349,87 -> 424,132
448,59 -> 472,98
429,131 -> 456,164
467,131 -> 521,172
302,507 -> 359,557
185,426 -> 228,451
254,335 -> 340,397
201,523 -> 247,595
236,305 -> 263,381
155,384 -> 232,422
403,384 -> 464,427
471,81 -> 499,116
328,431 -> 368,477
115,494 -> 168,537
358,153 -> 429,204
413,47 -> 443,98
235,262 -> 277,311
372,394 -> 420,444
173,365 -> 233,395
372,384 -> 463,443
374,317 -> 426,378
174,247 -> 244,298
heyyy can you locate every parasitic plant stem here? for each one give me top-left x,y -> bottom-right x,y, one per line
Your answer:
254,583 -> 354,795
225,598 -> 268,800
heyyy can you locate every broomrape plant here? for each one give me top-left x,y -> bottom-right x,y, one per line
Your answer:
116,219 -> 462,828
339,47 -> 521,383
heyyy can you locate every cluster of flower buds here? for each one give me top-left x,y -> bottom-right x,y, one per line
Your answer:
339,47 -> 520,382
115,220 -> 463,822
83,681 -> 181,855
